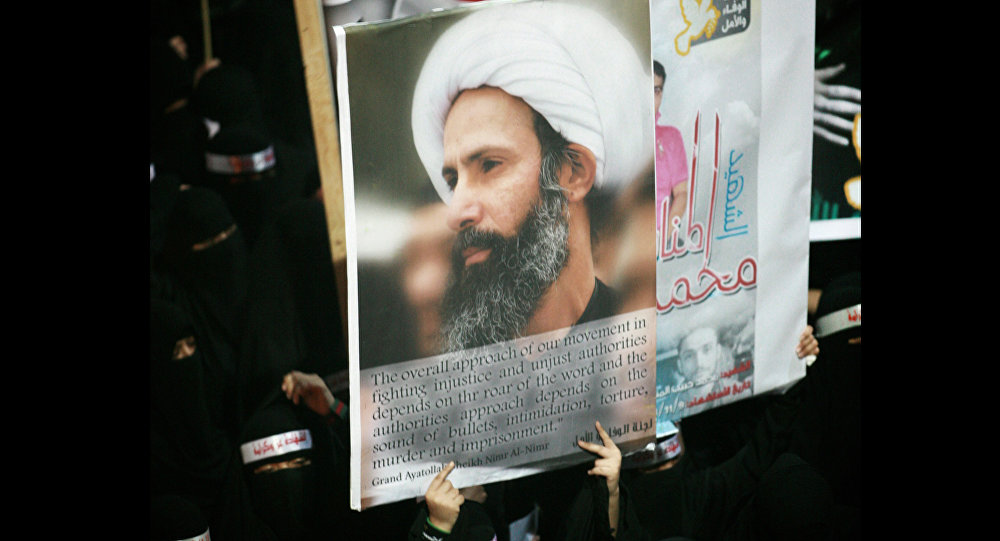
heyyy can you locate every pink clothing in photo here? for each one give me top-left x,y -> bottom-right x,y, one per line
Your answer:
655,112 -> 688,231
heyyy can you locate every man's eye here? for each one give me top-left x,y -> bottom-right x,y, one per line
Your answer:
482,159 -> 500,173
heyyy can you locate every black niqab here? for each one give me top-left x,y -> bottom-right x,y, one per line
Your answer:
155,186 -> 249,438
150,298 -> 234,522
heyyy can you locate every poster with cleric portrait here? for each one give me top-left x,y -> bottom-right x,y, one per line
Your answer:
332,0 -> 658,510
651,0 -> 812,424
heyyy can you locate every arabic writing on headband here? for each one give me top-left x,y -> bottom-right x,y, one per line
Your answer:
253,430 -> 311,456
240,429 -> 313,464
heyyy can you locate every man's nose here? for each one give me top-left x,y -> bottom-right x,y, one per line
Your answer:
445,180 -> 483,232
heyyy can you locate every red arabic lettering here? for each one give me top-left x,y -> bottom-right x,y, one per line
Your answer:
702,112 -> 721,267
284,431 -> 308,445
657,112 -> 755,312
661,112 -> 705,261
659,112 -> 721,265
686,384 -> 732,407
720,359 -> 753,379
731,380 -> 752,395
848,307 -> 860,322
657,256 -> 757,311
253,439 -> 276,456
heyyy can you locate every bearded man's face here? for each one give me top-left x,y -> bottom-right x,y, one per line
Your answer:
438,87 -> 572,352
440,182 -> 569,352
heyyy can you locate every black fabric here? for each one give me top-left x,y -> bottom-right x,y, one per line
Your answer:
235,396 -> 350,541
560,475 -> 651,541
202,0 -> 316,148
150,0 -> 194,44
807,238 -> 861,293
272,198 -> 347,379
150,493 -> 210,541
625,272 -> 863,539
743,453 -> 836,541
202,123 -> 315,248
787,273 -> 862,508
408,500 -> 497,541
154,186 -> 249,439
150,298 -> 235,527
815,272 -> 861,323
242,402 -> 319,541
625,384 -> 803,541
149,24 -> 207,187
150,168 -> 181,258
787,337 -> 861,509
150,33 -> 194,121
192,63 -> 266,131
209,442 -> 282,541
237,198 -> 345,426
503,462 -> 590,541
672,392 -> 780,471
350,497 -> 422,540
202,123 -> 274,246
576,278 -> 621,326
150,93 -> 209,186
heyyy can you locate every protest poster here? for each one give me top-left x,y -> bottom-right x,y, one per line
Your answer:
331,0 -> 658,510
650,0 -> 813,424
809,0 -> 861,241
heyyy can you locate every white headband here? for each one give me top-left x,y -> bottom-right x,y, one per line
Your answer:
411,0 -> 652,203
815,303 -> 861,338
240,429 -> 312,465
205,145 -> 276,175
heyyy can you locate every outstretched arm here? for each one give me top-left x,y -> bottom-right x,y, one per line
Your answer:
578,420 -> 623,537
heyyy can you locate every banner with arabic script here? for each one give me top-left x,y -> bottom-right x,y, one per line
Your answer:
651,0 -> 811,423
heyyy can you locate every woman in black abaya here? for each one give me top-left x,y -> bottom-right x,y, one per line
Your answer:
153,186 -> 249,439
150,298 -> 235,529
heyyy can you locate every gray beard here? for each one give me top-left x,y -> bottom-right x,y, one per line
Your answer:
440,186 -> 569,352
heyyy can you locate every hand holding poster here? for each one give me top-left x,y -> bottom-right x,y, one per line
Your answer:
332,0 -> 658,510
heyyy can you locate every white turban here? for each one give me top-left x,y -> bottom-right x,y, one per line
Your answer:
411,0 -> 652,204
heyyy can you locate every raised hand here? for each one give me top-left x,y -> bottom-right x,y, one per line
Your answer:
578,420 -> 623,536
282,371 -> 334,417
426,461 -> 465,533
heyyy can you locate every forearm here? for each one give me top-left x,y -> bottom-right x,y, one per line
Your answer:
608,487 -> 620,538
409,506 -> 452,541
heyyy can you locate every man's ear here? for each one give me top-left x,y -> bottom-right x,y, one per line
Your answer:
560,143 -> 597,203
